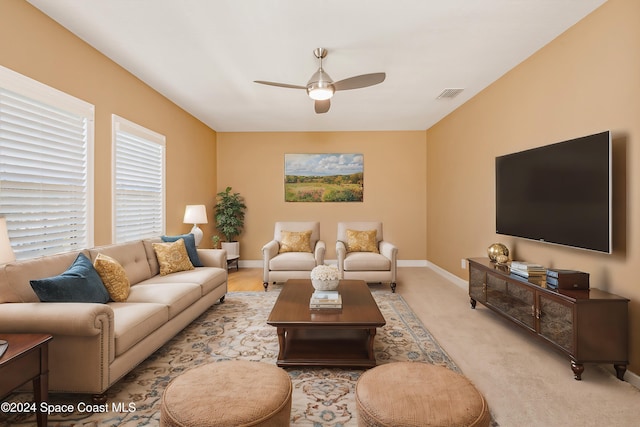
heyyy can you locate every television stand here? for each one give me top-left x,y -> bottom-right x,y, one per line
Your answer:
468,258 -> 628,381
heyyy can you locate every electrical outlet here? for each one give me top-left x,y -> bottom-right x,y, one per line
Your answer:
461,258 -> 467,269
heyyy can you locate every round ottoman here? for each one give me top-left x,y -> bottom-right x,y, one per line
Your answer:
355,362 -> 490,427
160,360 -> 292,427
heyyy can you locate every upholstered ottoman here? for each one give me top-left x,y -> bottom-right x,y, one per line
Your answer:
160,360 -> 292,427
355,362 -> 490,427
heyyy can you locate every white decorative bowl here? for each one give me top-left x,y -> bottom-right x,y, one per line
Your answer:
311,279 -> 340,291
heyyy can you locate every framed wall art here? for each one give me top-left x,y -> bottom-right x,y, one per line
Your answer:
284,153 -> 364,202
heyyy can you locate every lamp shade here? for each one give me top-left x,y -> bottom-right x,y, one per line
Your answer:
0,217 -> 16,264
183,205 -> 208,225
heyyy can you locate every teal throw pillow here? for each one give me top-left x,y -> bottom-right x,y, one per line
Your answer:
30,253 -> 110,303
161,233 -> 203,267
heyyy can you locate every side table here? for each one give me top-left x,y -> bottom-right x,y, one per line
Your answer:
226,254 -> 239,271
0,333 -> 53,427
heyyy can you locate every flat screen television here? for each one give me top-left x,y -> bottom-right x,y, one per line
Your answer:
495,131 -> 611,253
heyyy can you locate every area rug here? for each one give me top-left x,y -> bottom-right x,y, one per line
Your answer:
1,286 -> 460,426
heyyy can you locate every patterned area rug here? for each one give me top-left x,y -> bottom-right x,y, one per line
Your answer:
1,286 -> 460,426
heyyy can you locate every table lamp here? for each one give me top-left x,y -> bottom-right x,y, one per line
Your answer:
0,217 -> 16,264
183,205 -> 208,246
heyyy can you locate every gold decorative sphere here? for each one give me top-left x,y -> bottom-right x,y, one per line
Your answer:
487,243 -> 509,262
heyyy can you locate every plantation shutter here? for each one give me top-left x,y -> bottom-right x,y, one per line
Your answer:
113,115 -> 165,243
0,81 -> 94,260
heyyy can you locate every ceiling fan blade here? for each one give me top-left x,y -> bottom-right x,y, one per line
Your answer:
334,72 -> 386,91
254,80 -> 306,90
315,99 -> 330,114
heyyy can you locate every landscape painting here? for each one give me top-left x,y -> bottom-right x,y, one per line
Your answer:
285,153 -> 364,202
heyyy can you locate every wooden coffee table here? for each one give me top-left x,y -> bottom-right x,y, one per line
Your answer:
267,279 -> 386,368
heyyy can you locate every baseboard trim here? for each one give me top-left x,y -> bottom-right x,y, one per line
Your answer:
426,260 -> 468,290
238,260 -> 262,268
238,259 -> 429,268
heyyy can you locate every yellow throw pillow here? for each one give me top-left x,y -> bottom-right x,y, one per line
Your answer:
278,230 -> 313,253
346,229 -> 379,253
94,253 -> 130,302
153,239 -> 195,276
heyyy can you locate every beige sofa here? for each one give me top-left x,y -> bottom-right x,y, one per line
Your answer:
0,238 -> 227,399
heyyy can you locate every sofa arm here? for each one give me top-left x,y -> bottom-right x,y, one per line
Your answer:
197,249 -> 227,268
336,241 -> 347,276
0,302 -> 114,337
379,241 -> 398,282
314,240 -> 326,265
379,241 -> 398,262
262,240 -> 279,283
262,240 -> 279,260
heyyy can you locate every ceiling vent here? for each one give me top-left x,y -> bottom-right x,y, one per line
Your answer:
436,88 -> 464,99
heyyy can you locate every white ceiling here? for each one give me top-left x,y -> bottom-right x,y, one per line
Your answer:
27,0 -> 606,132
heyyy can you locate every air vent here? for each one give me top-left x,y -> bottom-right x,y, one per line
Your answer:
436,88 -> 464,99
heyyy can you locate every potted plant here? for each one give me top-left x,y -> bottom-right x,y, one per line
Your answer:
214,187 -> 246,257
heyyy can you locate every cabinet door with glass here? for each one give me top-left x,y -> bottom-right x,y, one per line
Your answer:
485,273 -> 535,331
537,292 -> 575,354
468,264 -> 486,308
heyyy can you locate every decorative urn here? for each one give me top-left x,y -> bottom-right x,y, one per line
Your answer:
310,265 -> 340,291
487,243 -> 509,262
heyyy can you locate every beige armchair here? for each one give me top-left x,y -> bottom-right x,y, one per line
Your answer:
336,221 -> 398,292
262,221 -> 325,290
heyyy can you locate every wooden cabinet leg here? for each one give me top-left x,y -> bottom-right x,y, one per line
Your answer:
571,360 -> 584,380
614,364 -> 627,381
470,298 -> 477,309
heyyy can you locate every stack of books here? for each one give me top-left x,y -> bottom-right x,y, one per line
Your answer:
309,290 -> 342,309
509,261 -> 546,279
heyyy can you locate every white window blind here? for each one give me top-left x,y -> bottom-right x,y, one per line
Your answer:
113,115 -> 165,243
0,66 -> 94,260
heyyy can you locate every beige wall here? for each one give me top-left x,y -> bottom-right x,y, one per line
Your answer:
0,1 -> 217,245
216,131 -> 427,260
426,0 -> 640,371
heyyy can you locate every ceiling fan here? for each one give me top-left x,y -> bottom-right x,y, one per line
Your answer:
254,48 -> 386,114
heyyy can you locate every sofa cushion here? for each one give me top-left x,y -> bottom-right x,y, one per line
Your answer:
143,238 -> 161,276
162,233 -> 203,267
153,239 -> 195,276
127,282 -> 201,319
269,252 -> 317,271
110,302 -> 168,356
343,252 -> 391,271
94,253 -> 130,302
278,230 -> 312,253
346,229 -> 379,253
89,241 -> 152,286
142,268 -> 227,295
29,254 -> 110,303
2,250 -> 90,303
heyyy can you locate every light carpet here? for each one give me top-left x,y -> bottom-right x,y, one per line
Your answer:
1,286 -> 468,426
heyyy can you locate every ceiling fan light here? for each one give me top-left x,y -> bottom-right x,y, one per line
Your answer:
307,84 -> 334,100
307,67 -> 334,100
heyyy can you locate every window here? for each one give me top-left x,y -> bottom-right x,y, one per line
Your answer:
112,115 -> 165,243
0,66 -> 94,260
